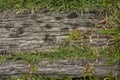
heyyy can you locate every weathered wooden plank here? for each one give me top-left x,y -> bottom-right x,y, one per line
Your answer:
0,60 -> 119,78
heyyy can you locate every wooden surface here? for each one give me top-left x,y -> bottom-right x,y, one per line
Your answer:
0,59 -> 119,78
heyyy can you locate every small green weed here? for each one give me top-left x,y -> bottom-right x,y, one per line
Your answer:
0,54 -> 10,63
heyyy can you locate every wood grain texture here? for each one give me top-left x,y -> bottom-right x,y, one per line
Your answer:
0,60 -> 119,78
0,11 -> 108,54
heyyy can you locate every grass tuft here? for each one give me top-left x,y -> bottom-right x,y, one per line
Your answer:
0,0 -> 119,13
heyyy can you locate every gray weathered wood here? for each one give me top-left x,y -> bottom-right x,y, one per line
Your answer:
0,60 -> 119,78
